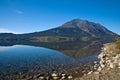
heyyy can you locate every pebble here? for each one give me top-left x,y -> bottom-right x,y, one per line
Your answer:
101,63 -> 105,68
38,76 -> 44,79
98,67 -> 102,71
61,76 -> 65,79
68,75 -> 73,79
118,63 -> 120,66
94,72 -> 99,74
52,73 -> 57,77
109,63 -> 114,68
61,73 -> 66,77
53,76 -> 59,80
94,61 -> 97,64
88,71 -> 93,74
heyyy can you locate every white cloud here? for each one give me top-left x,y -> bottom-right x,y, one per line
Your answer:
0,28 -> 18,34
14,9 -> 24,14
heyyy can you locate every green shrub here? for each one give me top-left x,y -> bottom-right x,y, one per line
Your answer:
115,37 -> 120,53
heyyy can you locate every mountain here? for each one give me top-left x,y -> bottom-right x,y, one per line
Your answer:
22,19 -> 117,42
0,19 -> 119,58
21,19 -> 116,41
59,19 -> 115,37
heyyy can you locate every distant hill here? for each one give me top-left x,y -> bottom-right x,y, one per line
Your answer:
0,19 -> 119,58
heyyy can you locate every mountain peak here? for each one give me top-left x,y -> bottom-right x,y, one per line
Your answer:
59,18 -> 116,37
70,18 -> 88,22
59,18 -> 94,29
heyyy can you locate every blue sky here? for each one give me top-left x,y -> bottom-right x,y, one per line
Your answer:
0,0 -> 120,34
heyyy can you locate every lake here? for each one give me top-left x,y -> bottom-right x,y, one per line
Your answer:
0,45 -> 98,79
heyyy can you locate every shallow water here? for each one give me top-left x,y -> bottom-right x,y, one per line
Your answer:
0,45 -> 98,79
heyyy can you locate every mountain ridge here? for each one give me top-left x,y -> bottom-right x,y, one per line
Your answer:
0,18 -> 118,43
59,19 -> 116,37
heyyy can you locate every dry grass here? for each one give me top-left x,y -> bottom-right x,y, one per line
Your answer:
115,37 -> 120,53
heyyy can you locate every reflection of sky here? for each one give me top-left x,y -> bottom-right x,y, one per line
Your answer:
0,45 -> 19,51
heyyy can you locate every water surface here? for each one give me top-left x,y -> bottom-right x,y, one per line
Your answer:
0,45 -> 98,79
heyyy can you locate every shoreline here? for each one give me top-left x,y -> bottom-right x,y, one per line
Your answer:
1,61 -> 98,80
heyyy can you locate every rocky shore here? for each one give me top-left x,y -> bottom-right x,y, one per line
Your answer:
75,43 -> 120,80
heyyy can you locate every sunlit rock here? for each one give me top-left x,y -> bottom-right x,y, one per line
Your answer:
109,63 -> 114,68
94,72 -> 99,74
68,75 -> 73,79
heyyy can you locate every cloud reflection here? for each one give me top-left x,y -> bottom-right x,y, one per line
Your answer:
0,45 -> 19,51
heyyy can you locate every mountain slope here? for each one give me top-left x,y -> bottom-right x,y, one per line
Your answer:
24,19 -> 117,43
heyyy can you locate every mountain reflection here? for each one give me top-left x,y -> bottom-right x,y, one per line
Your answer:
0,41 -> 102,58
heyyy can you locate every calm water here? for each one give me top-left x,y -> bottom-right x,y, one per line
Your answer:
0,45 -> 98,79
